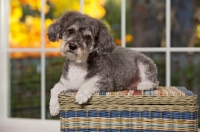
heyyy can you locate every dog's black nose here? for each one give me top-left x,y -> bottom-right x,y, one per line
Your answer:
69,43 -> 78,50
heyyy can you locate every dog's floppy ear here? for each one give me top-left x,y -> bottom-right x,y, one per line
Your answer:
96,25 -> 116,55
47,19 -> 62,42
47,11 -> 79,42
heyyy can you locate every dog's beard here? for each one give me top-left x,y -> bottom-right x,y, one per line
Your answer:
61,45 -> 89,63
76,48 -> 89,63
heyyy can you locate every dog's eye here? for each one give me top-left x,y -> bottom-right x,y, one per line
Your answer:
68,29 -> 74,35
85,35 -> 91,40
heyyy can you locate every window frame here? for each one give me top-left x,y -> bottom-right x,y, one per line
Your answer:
0,0 -> 200,131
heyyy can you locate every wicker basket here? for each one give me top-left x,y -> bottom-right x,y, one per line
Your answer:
58,86 -> 198,132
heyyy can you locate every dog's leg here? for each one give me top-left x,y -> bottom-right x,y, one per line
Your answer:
75,76 -> 100,104
137,63 -> 158,90
49,82 -> 67,116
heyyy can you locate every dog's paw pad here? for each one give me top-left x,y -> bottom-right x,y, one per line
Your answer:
49,99 -> 60,116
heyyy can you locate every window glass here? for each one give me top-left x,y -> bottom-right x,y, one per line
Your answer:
171,52 -> 200,124
126,0 -> 166,47
9,0 -> 42,48
103,0 -> 121,46
171,0 -> 200,47
45,53 -> 64,119
84,0 -> 121,46
10,52 -> 41,118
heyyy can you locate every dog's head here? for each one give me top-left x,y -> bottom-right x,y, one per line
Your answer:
47,11 -> 115,63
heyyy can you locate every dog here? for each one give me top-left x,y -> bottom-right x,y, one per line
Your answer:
48,11 -> 159,116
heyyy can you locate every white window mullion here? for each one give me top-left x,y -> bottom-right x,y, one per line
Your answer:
121,0 -> 126,47
8,48 -> 60,52
6,0 -> 11,118
169,48 -> 200,52
0,0 -> 10,121
166,51 -> 170,86
130,48 -> 167,52
80,0 -> 84,13
166,0 -> 171,87
41,0 -> 46,120
7,47 -> 200,53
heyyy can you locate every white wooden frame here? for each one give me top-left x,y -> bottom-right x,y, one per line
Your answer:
0,0 -> 199,131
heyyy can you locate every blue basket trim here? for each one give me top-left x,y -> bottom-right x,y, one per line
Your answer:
60,110 -> 198,120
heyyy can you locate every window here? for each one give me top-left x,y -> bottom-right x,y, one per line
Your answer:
0,0 -> 199,130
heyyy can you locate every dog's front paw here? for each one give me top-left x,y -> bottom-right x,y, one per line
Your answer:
75,90 -> 91,104
137,81 -> 156,90
49,98 -> 60,116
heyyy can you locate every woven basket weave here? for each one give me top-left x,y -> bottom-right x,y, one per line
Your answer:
59,86 -> 198,132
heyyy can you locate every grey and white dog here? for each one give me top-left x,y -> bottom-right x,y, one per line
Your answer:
48,11 -> 158,116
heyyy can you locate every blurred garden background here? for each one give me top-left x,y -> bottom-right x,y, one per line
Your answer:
9,0 -> 200,126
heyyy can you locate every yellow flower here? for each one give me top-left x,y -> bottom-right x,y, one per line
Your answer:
48,0 -> 106,19
19,0 -> 50,13
10,1 -> 23,22
114,34 -> 134,46
84,0 -> 106,19
197,24 -> 200,39
49,0 -> 80,17
126,34 -> 133,43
